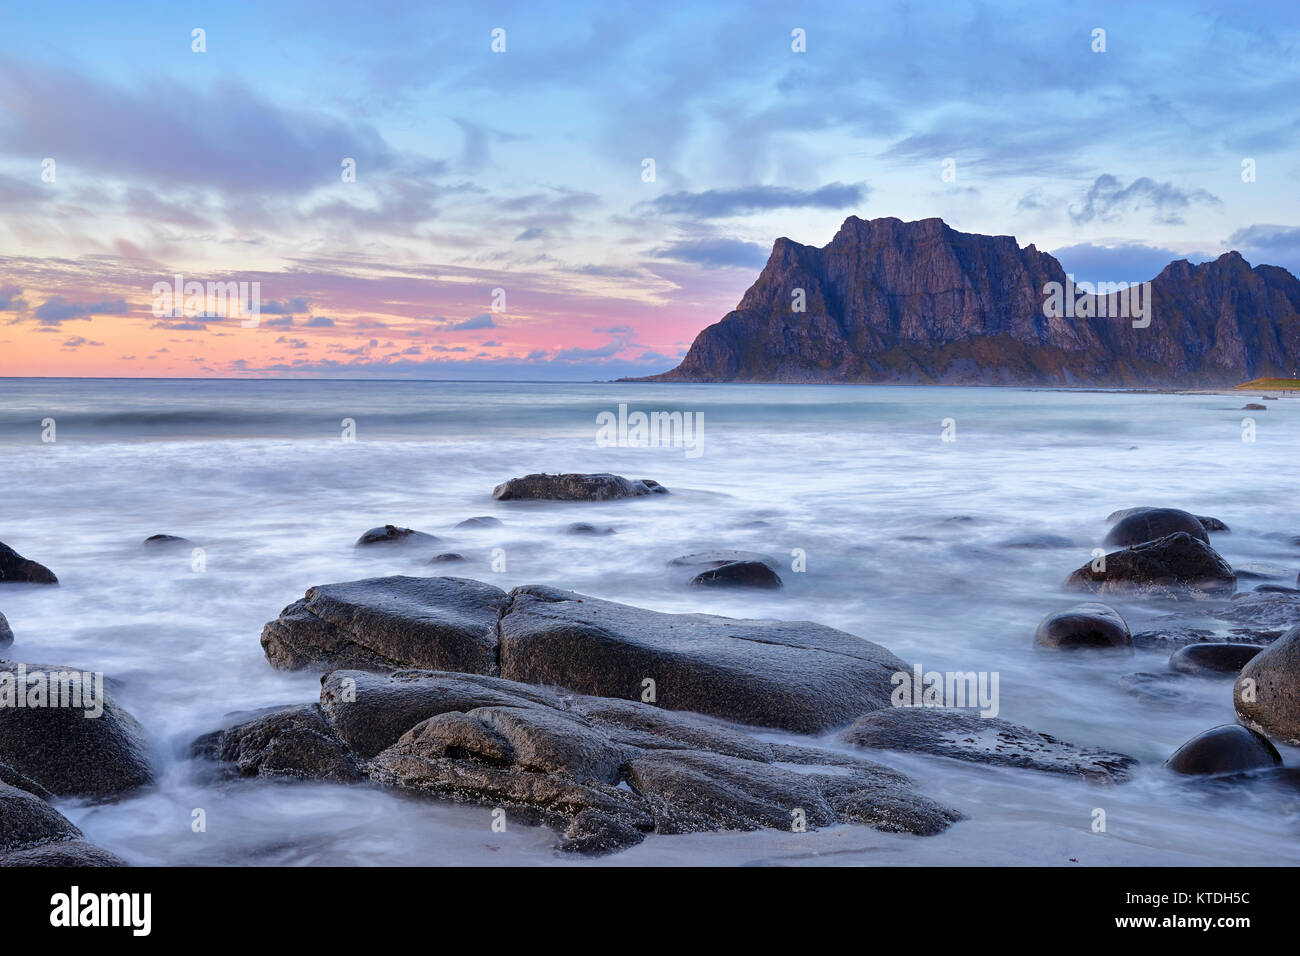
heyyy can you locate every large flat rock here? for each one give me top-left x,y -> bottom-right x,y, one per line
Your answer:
840,708 -> 1137,782
498,585 -> 909,733
261,576 -> 509,673
198,670 -> 959,855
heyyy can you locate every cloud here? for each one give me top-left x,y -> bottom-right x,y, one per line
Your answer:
1049,242 -> 1213,285
651,238 -> 767,270
1068,175 -> 1221,226
648,182 -> 868,218
0,61 -> 395,195
1225,224 -> 1300,272
304,315 -> 335,327
446,313 -> 496,331
0,285 -> 27,311
61,336 -> 104,348
32,296 -> 127,325
261,297 -> 311,315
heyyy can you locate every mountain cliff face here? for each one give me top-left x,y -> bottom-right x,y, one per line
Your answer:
636,216 -> 1300,386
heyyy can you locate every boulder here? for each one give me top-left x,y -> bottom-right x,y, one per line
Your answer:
668,550 -> 779,570
689,560 -> 783,589
1105,507 -> 1227,535
1034,603 -> 1131,651
0,613 -> 10,649
1104,508 -> 1210,548
492,473 -> 668,501
839,708 -> 1136,781
355,525 -> 439,547
565,523 -> 616,536
498,585 -> 908,733
0,781 -> 81,852
1169,643 -> 1264,676
200,670 -> 959,855
429,553 -> 466,564
455,516 -> 502,529
0,661 -> 155,798
1234,624 -> 1300,744
0,839 -> 126,866
260,576 -> 508,673
320,670 -> 561,759
1164,724 -> 1281,776
1242,403 -> 1267,411
0,543 -> 57,585
193,704 -> 362,782
0,782 -> 126,865
1065,532 -> 1236,599
143,534 -> 193,549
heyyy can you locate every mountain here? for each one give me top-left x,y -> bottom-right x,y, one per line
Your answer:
632,216 -> 1300,386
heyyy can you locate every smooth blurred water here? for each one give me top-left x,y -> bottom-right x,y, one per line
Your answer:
2,378 -> 1298,866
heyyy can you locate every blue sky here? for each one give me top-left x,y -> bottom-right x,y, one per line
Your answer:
2,0 -> 1299,377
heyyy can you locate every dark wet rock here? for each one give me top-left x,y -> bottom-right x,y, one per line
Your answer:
1034,603 -> 1131,651
0,543 -> 57,585
0,781 -> 81,851
1214,591 -> 1300,631
429,553 -> 466,564
367,709 -> 655,848
0,779 -> 126,865
1106,507 -> 1227,534
559,808 -> 647,855
1131,627 -> 1221,650
812,767 -> 961,835
1117,671 -> 1189,705
355,525 -> 439,547
1164,724 -> 1280,776
0,661 -> 155,798
1242,403 -> 1267,410
492,473 -> 668,501
565,523 -> 616,536
689,560 -> 783,590
218,669 -> 958,854
668,550 -> 779,569
193,704 -> 362,783
319,670 -> 561,759
840,708 -> 1136,781
1065,532 -> 1236,599
455,516 -> 503,529
1256,585 -> 1300,595
1104,508 -> 1210,547
0,759 -> 51,800
260,576 -> 508,674
143,534 -> 193,549
0,613 -> 10,649
1170,643 -> 1264,677
1235,624 -> 1300,744
498,585 -> 908,733
570,695 -> 774,762
624,748 -> 836,834
0,839 -> 126,867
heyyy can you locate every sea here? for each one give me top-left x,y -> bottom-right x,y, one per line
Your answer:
1,377 -> 1298,866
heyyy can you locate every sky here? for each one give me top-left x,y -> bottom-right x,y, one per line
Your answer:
2,0 -> 1299,379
